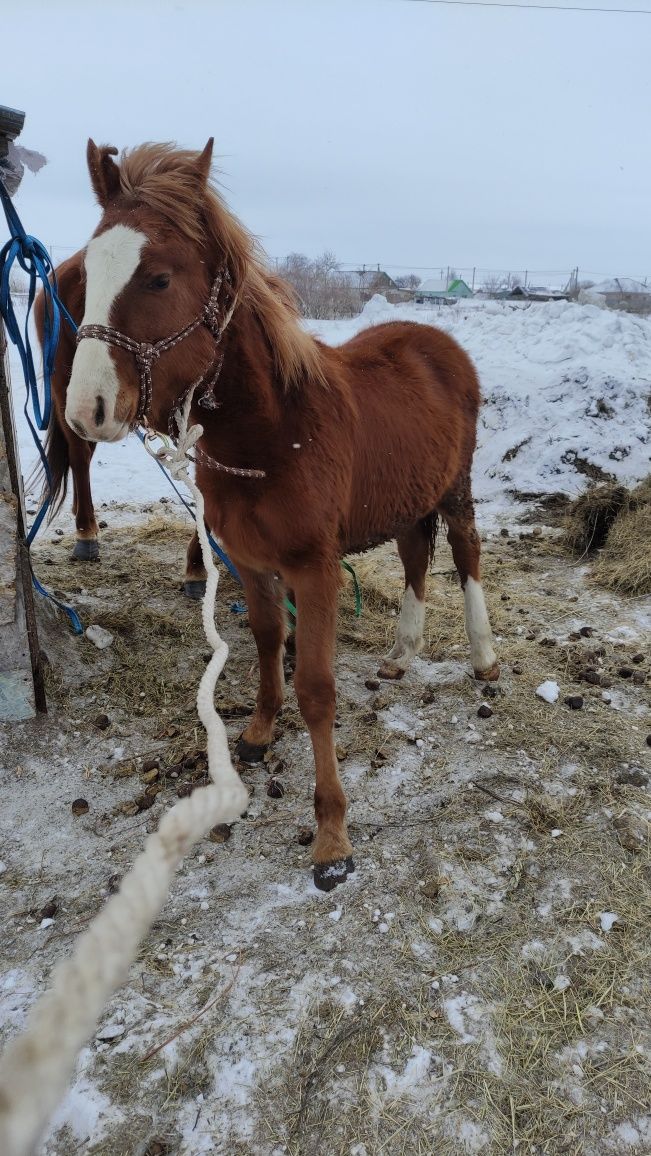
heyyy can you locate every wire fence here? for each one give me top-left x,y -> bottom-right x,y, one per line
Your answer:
337,264 -> 651,292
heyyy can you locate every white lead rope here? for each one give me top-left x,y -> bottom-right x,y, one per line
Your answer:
0,390 -> 248,1156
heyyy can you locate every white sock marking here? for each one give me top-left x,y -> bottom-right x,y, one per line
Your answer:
464,576 -> 497,674
385,585 -> 425,670
66,225 -> 146,435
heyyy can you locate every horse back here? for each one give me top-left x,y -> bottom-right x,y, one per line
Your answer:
329,321 -> 482,551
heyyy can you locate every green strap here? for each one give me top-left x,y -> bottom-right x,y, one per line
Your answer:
283,560 -> 362,624
284,595 -> 297,619
341,560 -> 363,618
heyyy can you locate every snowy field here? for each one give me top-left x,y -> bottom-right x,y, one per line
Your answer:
1,297 -> 651,1155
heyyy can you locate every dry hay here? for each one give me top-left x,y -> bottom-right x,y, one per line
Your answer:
257,799 -> 651,1155
343,536 -> 646,772
593,500 -> 651,595
564,476 -> 651,594
261,993 -> 443,1156
23,511 -> 651,1155
37,516 -> 648,796
563,484 -> 630,556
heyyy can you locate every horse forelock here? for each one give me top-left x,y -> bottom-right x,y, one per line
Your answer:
113,143 -> 328,389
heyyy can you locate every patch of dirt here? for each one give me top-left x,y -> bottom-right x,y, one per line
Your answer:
560,450 -> 616,485
1,503 -> 650,1156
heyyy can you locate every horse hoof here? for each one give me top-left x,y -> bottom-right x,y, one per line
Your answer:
313,856 -> 355,892
183,579 -> 207,600
236,736 -> 269,764
72,539 -> 99,562
475,662 -> 500,682
377,661 -> 405,681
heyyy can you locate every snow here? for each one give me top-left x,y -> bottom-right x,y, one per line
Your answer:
85,624 -> 114,650
8,295 -> 651,530
585,277 -> 649,295
308,296 -> 651,522
371,1044 -> 432,1098
536,680 -> 560,704
598,911 -> 619,933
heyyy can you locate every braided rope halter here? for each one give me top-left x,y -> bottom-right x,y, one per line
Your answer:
75,267 -> 265,480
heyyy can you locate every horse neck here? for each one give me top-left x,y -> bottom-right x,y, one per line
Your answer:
190,302 -> 289,472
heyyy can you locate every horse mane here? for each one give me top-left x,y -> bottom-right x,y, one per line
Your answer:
116,142 -> 327,388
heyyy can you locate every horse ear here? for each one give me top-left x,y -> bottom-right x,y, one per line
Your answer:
87,139 -> 121,206
194,138 -> 214,186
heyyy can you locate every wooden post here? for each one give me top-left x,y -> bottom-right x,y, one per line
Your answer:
0,320 -> 47,719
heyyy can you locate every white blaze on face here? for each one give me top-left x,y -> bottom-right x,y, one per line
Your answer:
66,225 -> 147,439
464,576 -> 497,675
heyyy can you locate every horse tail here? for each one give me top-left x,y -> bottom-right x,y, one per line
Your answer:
422,510 -> 438,563
43,409 -> 70,518
31,281 -> 71,518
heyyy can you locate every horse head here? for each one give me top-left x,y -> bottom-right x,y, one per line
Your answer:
65,138 -> 230,441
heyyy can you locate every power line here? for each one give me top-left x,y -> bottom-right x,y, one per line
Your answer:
403,0 -> 651,15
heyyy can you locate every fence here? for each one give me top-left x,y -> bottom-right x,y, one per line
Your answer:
337,265 -> 651,294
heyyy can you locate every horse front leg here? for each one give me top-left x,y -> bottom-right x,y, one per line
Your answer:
288,563 -> 353,891
69,435 -> 99,561
182,529 -> 208,600
235,568 -> 287,763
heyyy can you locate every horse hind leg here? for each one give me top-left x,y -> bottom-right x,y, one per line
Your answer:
378,516 -> 435,680
439,474 -> 499,681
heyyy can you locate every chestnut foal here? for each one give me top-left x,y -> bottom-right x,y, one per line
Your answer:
64,139 -> 498,890
34,261 -> 206,595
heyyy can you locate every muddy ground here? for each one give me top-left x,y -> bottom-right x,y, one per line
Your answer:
1,501 -> 650,1155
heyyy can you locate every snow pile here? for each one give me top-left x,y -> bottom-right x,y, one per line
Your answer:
311,297 -> 651,522
583,277 -> 649,295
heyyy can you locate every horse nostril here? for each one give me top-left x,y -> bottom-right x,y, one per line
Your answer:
94,396 -> 105,428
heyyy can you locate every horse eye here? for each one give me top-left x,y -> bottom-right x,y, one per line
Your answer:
147,274 -> 170,291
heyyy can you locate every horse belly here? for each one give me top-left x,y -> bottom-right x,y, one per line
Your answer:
344,415 -> 462,552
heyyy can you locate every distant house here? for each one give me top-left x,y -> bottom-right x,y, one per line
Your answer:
579,277 -> 651,314
501,285 -> 569,302
415,277 -> 473,304
341,268 -> 398,293
340,268 -> 411,306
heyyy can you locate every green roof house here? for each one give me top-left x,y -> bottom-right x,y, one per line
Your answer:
416,277 -> 473,303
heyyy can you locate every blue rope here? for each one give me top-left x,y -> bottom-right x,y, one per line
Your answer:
0,177 -> 83,633
132,432 -> 301,618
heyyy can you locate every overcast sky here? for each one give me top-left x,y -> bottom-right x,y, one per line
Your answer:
4,0 -> 650,282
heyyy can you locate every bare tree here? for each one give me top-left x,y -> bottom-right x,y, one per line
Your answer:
277,252 -> 360,318
480,273 -> 504,297
394,273 -> 421,289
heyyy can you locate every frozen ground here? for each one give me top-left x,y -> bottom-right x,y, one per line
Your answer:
1,298 -> 650,1154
